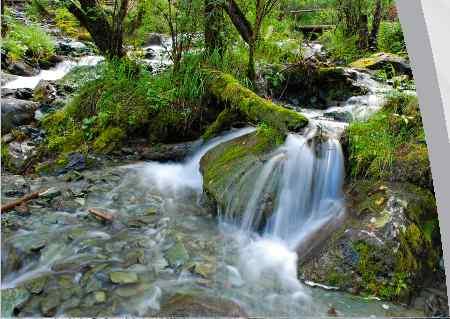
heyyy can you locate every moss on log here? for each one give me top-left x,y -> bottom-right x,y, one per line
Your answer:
203,69 -> 308,133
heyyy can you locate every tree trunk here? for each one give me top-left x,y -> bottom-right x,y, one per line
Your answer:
357,14 -> 369,51
247,40 -> 256,83
369,0 -> 382,51
223,0 -> 253,44
205,0 -> 225,55
1,0 -> 7,37
67,0 -> 126,58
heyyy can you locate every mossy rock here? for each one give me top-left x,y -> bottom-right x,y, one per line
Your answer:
200,127 -> 284,227
392,143 -> 432,190
350,52 -> 412,76
300,180 -> 441,302
92,127 -> 125,154
263,64 -> 365,108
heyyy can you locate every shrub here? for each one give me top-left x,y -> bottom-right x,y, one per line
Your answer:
346,92 -> 428,184
377,21 -> 407,55
320,27 -> 360,64
2,18 -> 55,62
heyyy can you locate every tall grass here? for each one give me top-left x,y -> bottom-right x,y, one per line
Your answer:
347,92 -> 424,179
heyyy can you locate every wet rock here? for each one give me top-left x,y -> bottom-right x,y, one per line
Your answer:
1,98 -> 39,134
324,109 -> 353,122
158,293 -> 247,317
23,275 -> 49,294
124,249 -> 146,267
165,241 -> 189,268
109,271 -> 139,284
140,141 -> 196,161
114,283 -> 152,298
57,152 -> 86,174
200,131 -> 281,227
40,187 -> 61,200
40,291 -> 61,316
7,61 -> 39,76
2,175 -> 30,197
189,262 -> 216,279
350,52 -> 412,76
1,287 -> 31,317
7,140 -> 37,172
38,55 -> 64,70
1,88 -> 34,100
301,181 -> 441,302
56,40 -> 89,56
145,33 -> 164,46
144,47 -> 156,59
33,80 -> 57,104
93,291 -> 107,304
264,65 -> 365,109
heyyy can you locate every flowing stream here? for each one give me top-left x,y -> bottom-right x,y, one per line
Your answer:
1,39 -> 423,316
2,56 -> 104,90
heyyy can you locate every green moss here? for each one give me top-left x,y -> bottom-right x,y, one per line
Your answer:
1,143 -> 13,172
200,128 -> 284,213
93,127 -> 125,154
202,108 -> 241,140
204,69 -> 308,132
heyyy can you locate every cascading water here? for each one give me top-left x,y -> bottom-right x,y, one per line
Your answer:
2,56 -> 104,90
263,133 -> 345,251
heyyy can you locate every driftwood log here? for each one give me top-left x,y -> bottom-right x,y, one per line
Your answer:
88,208 -> 114,222
1,189 -> 49,214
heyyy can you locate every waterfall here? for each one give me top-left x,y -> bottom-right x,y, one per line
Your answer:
238,128 -> 345,252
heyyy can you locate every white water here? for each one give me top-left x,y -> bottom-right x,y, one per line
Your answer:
2,56 -> 104,90
264,134 -> 345,250
139,127 -> 255,193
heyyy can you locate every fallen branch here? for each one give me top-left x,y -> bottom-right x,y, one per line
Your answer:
88,208 -> 114,222
203,69 -> 308,133
1,189 -> 48,214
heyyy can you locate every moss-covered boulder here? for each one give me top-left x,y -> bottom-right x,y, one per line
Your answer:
158,293 -> 247,317
350,52 -> 412,76
300,180 -> 441,302
263,64 -> 365,109
200,126 -> 284,227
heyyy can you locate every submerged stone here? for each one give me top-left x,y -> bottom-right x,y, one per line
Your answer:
158,293 -> 247,317
109,271 -> 139,284
24,275 -> 48,294
165,241 -> 189,268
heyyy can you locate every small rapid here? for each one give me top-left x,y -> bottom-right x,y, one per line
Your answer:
2,56 -> 104,90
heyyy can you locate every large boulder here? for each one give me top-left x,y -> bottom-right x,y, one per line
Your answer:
6,61 -> 39,76
300,180 -> 442,303
157,293 -> 247,317
1,98 -> 39,134
263,64 -> 366,109
350,52 -> 412,76
200,129 -> 284,228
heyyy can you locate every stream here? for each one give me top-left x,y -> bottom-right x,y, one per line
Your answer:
1,39 -> 424,316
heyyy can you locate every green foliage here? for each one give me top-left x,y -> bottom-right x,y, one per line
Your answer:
320,27 -> 361,64
377,21 -> 406,55
2,15 -> 55,62
54,8 -> 81,38
347,92 -> 427,181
